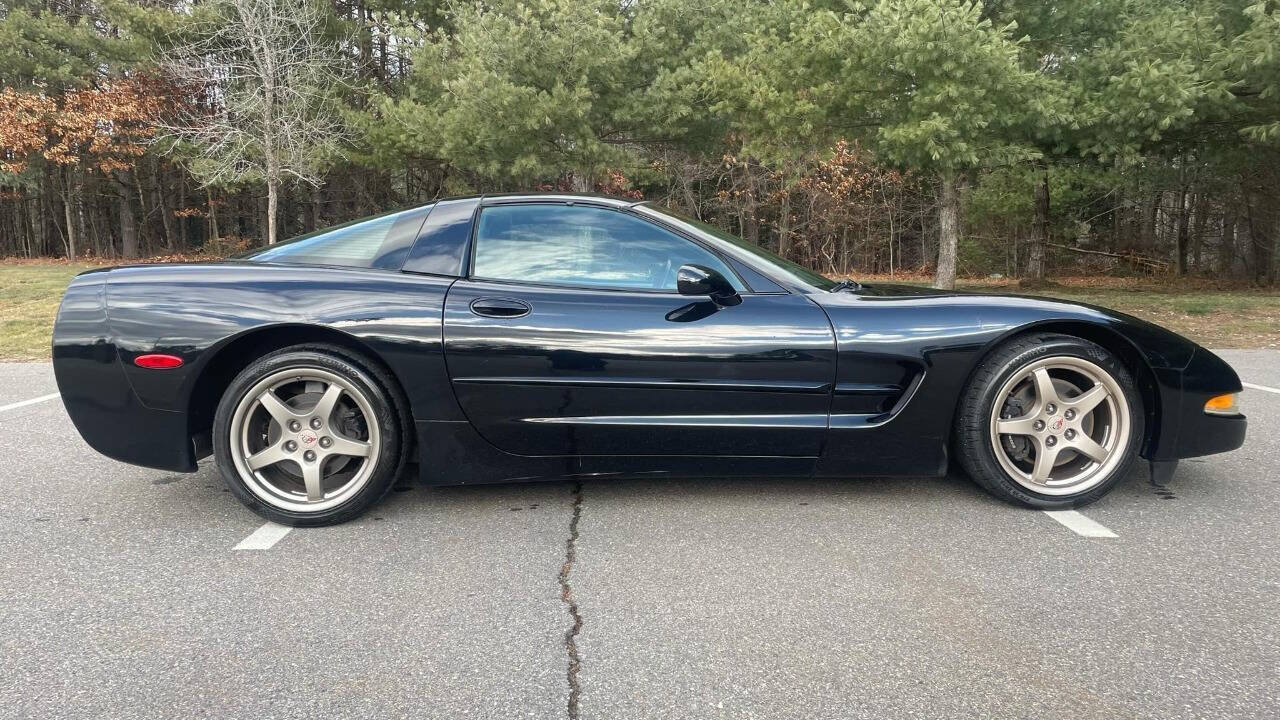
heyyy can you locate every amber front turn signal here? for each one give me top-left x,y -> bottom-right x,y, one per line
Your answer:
1204,393 -> 1239,416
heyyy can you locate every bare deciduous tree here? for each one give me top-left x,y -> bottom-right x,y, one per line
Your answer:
160,0 -> 348,245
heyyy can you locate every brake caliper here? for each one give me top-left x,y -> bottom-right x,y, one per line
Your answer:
999,396 -> 1032,462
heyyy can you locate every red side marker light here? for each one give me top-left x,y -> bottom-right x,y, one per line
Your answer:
134,354 -> 184,369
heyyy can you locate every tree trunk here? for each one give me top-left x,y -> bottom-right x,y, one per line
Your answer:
132,168 -> 151,255
934,172 -> 961,290
919,204 -> 930,272
62,167 -> 77,261
1108,189 -> 1122,253
1219,210 -> 1236,274
29,192 -> 42,258
150,160 -> 175,251
744,196 -> 760,245
267,179 -> 279,245
678,167 -> 700,219
306,185 -> 321,233
208,188 -> 220,242
1175,184 -> 1190,276
1245,190 -> 1274,286
743,163 -> 760,245
776,193 -> 791,259
62,193 -> 77,261
840,226 -> 850,274
1190,193 -> 1207,272
177,177 -> 188,249
85,196 -> 99,257
1142,192 -> 1160,254
1027,169 -> 1049,280
116,172 -> 139,259
887,210 -> 895,275
571,171 -> 591,193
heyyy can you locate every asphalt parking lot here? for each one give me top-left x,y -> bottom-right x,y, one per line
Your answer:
2,351 -> 1277,719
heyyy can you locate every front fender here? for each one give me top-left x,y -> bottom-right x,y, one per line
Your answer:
810,288 -> 1229,475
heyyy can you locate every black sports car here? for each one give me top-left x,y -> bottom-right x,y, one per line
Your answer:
53,193 -> 1246,526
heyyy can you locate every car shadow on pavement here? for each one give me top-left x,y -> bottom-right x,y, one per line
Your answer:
167,458 -> 1184,527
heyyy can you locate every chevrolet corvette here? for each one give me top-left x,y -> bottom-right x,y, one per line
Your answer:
52,193 -> 1247,525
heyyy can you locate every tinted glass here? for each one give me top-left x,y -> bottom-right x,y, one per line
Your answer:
242,206 -> 430,270
473,204 -> 743,291
638,204 -> 837,291
402,198 -> 478,277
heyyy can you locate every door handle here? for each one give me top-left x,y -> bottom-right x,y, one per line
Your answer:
470,297 -> 531,318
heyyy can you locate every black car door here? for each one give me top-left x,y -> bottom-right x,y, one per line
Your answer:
442,201 -> 837,457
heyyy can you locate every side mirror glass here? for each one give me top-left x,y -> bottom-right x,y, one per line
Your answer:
676,264 -> 741,307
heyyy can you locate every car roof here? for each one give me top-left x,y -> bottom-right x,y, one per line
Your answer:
471,192 -> 645,208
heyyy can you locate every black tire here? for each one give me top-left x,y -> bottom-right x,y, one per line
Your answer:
213,344 -> 406,526
954,333 -> 1144,509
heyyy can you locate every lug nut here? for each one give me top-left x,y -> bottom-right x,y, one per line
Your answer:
284,440 -> 298,452
1064,409 -> 1076,420
1045,436 -> 1057,447
1032,420 -> 1045,431
310,417 -> 323,430
288,420 -> 301,432
1045,403 -> 1057,414
319,436 -> 332,449
303,450 -> 316,462
1064,429 -> 1076,440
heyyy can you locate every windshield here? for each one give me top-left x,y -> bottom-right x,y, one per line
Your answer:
639,204 -> 838,291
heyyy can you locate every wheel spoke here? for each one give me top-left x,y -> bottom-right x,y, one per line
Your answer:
301,461 -> 324,501
1031,367 -> 1059,408
258,390 -> 299,426
1070,383 -> 1109,415
327,433 -> 371,458
996,416 -> 1038,436
246,443 -> 291,471
312,383 -> 345,424
1030,440 -> 1060,484
1072,435 -> 1109,463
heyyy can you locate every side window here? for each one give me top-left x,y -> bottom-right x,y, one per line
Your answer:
472,204 -> 744,292
243,206 -> 429,270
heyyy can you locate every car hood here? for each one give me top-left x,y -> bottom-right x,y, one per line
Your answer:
849,282 -> 967,298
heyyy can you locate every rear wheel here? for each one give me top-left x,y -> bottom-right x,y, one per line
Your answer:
213,346 -> 403,526
955,333 -> 1143,508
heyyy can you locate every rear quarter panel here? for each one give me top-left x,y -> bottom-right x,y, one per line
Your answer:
54,262 -> 459,470
105,262 -> 459,419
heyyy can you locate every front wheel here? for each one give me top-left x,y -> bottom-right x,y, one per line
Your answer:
213,345 -> 403,526
955,333 -> 1144,508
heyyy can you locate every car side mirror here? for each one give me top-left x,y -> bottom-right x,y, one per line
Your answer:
677,264 -> 741,307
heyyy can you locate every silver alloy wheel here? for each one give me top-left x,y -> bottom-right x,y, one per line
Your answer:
228,367 -> 381,513
988,356 -> 1131,496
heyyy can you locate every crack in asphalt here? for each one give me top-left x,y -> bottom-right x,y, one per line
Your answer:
560,481 -> 584,720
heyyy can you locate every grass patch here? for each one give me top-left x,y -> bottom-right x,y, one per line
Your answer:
1177,299 -> 1217,316
0,263 -> 101,361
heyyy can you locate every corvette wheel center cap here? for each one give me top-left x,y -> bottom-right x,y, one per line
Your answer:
300,430 -> 318,446
1051,418 -> 1065,432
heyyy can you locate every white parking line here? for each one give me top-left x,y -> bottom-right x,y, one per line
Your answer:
1043,510 -> 1118,538
233,522 -> 293,550
0,392 -> 60,413
1242,381 -> 1280,395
